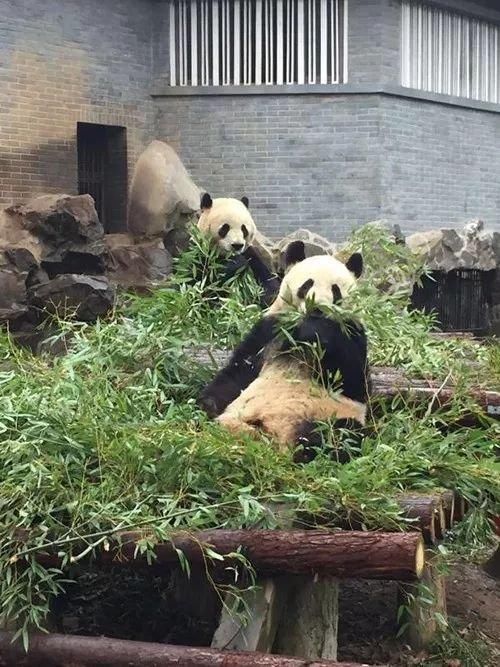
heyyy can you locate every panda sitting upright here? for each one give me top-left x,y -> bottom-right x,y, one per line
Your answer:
199,241 -> 370,462
197,193 -> 280,304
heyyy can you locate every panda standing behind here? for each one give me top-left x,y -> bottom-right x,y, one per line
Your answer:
197,193 -> 280,305
199,241 -> 370,462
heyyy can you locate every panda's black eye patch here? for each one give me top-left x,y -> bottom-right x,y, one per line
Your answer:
297,279 -> 314,300
218,223 -> 230,239
332,285 -> 342,303
241,224 -> 249,239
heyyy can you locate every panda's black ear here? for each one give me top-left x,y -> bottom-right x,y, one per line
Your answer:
346,252 -> 363,278
241,196 -> 249,209
285,241 -> 306,269
200,193 -> 213,210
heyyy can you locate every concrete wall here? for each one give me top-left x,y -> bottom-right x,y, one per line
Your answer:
0,0 -> 155,219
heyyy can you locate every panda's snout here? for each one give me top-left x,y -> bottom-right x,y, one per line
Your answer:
231,242 -> 244,252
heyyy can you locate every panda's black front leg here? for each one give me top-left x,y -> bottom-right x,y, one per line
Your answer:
222,253 -> 250,282
243,247 -> 281,306
291,316 -> 369,404
198,316 -> 278,418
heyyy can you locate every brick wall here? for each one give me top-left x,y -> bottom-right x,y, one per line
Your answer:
156,94 -> 383,241
380,97 -> 500,235
0,0 -> 154,226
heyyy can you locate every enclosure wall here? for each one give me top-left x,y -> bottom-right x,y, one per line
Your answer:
0,0 -> 155,223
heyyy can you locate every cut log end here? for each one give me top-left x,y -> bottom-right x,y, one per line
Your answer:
415,539 -> 425,579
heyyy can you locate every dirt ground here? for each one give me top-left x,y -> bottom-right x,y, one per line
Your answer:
54,555 -> 499,666
337,558 -> 500,665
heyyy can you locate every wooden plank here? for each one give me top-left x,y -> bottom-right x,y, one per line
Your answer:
211,578 -> 286,653
273,575 -> 339,661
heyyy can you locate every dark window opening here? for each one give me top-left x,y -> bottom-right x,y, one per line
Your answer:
411,269 -> 495,334
77,123 -> 128,233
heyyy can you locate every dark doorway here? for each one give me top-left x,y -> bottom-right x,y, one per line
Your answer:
77,123 -> 127,233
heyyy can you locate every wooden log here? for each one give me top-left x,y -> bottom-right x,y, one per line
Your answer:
440,490 -> 455,529
0,632 -> 376,667
397,553 -> 447,650
33,530 -> 425,582
396,494 -> 445,545
273,576 -> 339,661
211,578 -> 286,653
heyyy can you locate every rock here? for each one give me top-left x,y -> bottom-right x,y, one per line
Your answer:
127,141 -> 201,251
6,194 -> 107,277
0,247 -> 39,324
276,228 -> 337,271
253,230 -> 278,272
105,234 -> 172,289
407,222 -> 498,272
8,193 -> 104,244
28,274 -> 115,322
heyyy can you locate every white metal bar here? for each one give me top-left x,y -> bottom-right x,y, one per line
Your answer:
343,0 -> 348,83
320,0 -> 327,83
297,0 -> 305,84
427,5 -> 432,91
169,2 -> 176,86
191,0 -> 198,86
333,0 -> 339,84
233,0 -> 240,85
255,0 -> 262,85
475,20 -> 480,99
417,3 -> 422,89
437,10 -> 443,93
212,0 -> 219,85
277,0 -> 284,84
401,1 -> 408,87
495,27 -> 498,103
465,17 -> 470,98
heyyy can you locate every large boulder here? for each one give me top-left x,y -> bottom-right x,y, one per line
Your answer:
28,274 -> 115,322
105,234 -> 172,289
127,141 -> 201,254
6,194 -> 106,277
0,248 -> 35,323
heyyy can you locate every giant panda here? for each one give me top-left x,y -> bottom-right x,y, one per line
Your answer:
199,241 -> 369,462
197,193 -> 280,304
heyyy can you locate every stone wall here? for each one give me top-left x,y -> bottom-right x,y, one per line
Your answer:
0,0 -> 155,227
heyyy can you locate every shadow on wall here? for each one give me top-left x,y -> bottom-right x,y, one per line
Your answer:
0,133 -> 129,234
0,138 -> 78,206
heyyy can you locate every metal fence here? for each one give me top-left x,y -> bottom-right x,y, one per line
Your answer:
169,0 -> 347,87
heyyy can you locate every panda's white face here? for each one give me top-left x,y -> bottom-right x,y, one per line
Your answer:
197,195 -> 256,254
268,249 -> 363,315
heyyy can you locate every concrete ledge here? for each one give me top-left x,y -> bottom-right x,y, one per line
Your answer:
151,80 -> 500,114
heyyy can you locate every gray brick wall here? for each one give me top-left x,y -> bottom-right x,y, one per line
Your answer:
156,90 -> 500,241
156,94 -> 383,241
380,97 -> 500,234
0,0 -> 154,211
349,0 -> 401,85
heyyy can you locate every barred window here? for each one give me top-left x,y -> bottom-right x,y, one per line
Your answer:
401,1 -> 500,104
169,0 -> 348,87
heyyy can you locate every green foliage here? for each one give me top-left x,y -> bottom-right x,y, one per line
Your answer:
0,223 -> 498,640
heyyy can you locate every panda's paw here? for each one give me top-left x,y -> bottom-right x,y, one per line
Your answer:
292,421 -> 325,463
198,393 -> 220,419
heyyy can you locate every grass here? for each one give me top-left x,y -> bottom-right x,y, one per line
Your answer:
0,224 -> 499,647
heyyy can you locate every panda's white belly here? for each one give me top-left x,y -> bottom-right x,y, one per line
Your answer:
216,360 -> 366,448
